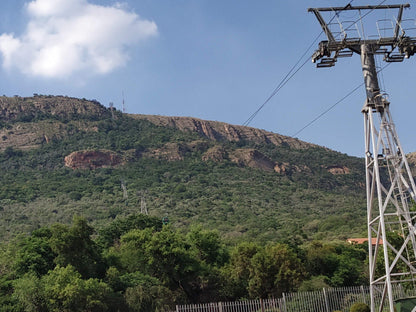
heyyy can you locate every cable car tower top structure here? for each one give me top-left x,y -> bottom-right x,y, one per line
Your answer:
309,3 -> 416,312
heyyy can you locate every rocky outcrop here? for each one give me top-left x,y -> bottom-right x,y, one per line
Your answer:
0,120 -> 98,151
144,143 -> 191,161
229,149 -> 276,172
202,146 -> 228,162
274,162 -> 312,174
64,150 -> 123,169
201,146 -> 312,174
131,115 -> 316,150
0,95 -> 356,178
327,165 -> 351,175
0,95 -> 108,122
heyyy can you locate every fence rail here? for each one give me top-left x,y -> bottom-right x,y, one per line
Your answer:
176,285 -> 416,312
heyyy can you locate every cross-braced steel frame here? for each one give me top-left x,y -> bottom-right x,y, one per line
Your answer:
309,4 -> 416,312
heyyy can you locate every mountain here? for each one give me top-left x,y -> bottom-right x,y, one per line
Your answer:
0,95 -> 369,243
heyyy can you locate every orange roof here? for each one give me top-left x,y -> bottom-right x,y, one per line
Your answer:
347,238 -> 383,245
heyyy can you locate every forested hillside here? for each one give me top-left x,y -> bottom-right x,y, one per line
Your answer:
0,95 -> 391,310
0,95 -> 367,243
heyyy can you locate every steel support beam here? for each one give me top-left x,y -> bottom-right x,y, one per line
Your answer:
309,4 -> 416,312
362,44 -> 416,311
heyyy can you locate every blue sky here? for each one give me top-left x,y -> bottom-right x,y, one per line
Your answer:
0,0 -> 415,157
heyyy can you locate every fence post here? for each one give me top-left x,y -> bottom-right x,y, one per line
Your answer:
218,301 -> 223,312
360,285 -> 366,304
398,283 -> 405,298
260,298 -> 264,312
282,293 -> 288,312
323,288 -> 330,312
176,305 -> 180,312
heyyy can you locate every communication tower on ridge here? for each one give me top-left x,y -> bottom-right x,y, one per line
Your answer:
309,3 -> 416,311
109,102 -> 115,120
122,91 -> 126,114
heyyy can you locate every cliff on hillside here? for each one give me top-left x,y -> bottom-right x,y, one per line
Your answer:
0,95 -> 369,243
64,150 -> 123,169
131,114 -> 317,150
0,95 -> 109,122
0,95 -> 357,176
0,95 -> 109,151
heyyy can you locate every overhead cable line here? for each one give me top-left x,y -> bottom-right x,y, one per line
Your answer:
291,62 -> 391,137
242,33 -> 322,127
242,0 -> 355,127
292,0 -> 394,137
242,0 -> 391,129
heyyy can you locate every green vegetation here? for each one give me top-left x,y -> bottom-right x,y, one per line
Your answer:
0,96 -> 374,308
0,96 -> 367,243
0,215 -> 368,311
350,302 -> 370,312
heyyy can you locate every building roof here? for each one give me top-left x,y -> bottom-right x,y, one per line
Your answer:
347,238 -> 383,245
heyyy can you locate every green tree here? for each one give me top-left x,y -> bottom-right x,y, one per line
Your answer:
304,242 -> 367,287
41,265 -> 111,312
298,275 -> 330,291
0,242 -> 17,311
49,216 -> 105,278
12,265 -> 113,312
14,227 -> 55,277
97,214 -> 163,249
118,226 -> 201,301
12,273 -> 46,312
224,241 -> 261,299
330,244 -> 367,287
124,280 -> 174,312
187,225 -> 229,266
248,243 -> 303,298
304,241 -> 338,277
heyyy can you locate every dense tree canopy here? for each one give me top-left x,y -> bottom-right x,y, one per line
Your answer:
0,215 -> 369,311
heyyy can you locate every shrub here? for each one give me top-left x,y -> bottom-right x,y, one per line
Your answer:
350,302 -> 370,312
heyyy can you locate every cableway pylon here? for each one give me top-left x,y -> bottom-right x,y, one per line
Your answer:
309,3 -> 416,312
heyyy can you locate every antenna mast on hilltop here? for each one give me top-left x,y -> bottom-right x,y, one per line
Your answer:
122,91 -> 126,114
309,4 -> 416,311
109,102 -> 115,120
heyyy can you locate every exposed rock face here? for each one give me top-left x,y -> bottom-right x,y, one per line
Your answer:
327,166 -> 350,175
0,120 -> 98,151
0,95 -> 356,177
144,143 -> 190,161
274,162 -> 312,174
65,150 -> 123,169
131,114 -> 316,149
202,146 -> 228,162
144,142 -> 314,174
230,149 -> 276,172
0,95 -> 108,121
274,162 -> 290,174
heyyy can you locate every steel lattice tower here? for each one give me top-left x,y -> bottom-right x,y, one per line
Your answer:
309,4 -> 416,312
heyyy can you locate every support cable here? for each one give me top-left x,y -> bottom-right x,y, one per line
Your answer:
292,62 -> 391,137
242,36 -> 319,127
242,1 -> 357,127
242,0 -> 387,129
242,0 -> 390,127
242,55 -> 311,127
292,0 -> 395,137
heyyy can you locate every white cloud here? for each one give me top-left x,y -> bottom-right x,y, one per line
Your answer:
0,0 -> 158,78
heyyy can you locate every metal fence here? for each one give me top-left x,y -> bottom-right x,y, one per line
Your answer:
175,285 -> 416,312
